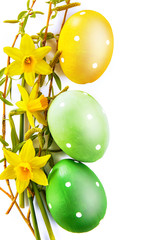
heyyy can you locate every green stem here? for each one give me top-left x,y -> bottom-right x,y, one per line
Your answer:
19,192 -> 25,208
19,110 -> 24,208
32,182 -> 56,240
19,78 -> 25,143
27,190 -> 41,240
19,78 -> 25,208
19,111 -> 24,143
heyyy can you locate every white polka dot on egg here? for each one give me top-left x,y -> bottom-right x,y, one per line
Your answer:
96,182 -> 100,187
106,40 -> 110,45
65,182 -> 71,187
92,63 -> 98,69
87,114 -> 93,120
74,36 -> 80,41
66,143 -> 71,148
96,144 -> 101,150
60,102 -> 65,107
76,212 -> 82,218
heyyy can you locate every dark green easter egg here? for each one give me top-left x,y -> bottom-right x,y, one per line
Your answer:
47,90 -> 109,162
46,159 -> 107,233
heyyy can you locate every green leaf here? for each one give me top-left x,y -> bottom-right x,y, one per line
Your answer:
21,15 -> 29,33
34,11 -> 44,15
19,73 -> 24,79
27,0 -> 30,10
0,158 -> 5,163
0,77 -> 6,86
0,94 -> 13,106
46,32 -> 55,40
46,74 -> 51,86
0,135 -> 9,146
44,126 -> 50,135
30,134 -> 38,141
9,115 -> 19,149
30,11 -> 44,19
48,154 -> 55,168
47,133 -> 53,148
4,20 -> 19,24
17,11 -> 27,20
35,148 -> 40,155
0,67 -> 6,79
11,128 -> 19,149
51,11 -> 57,19
12,141 -> 25,153
6,78 -> 12,98
9,110 -> 22,149
38,26 -> 47,38
53,72 -> 62,90
30,12 -> 36,18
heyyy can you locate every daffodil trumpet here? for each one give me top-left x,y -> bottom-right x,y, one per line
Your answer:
16,83 -> 48,127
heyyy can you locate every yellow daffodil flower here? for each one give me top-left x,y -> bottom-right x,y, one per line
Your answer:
4,34 -> 52,86
16,83 -> 48,127
0,139 -> 50,194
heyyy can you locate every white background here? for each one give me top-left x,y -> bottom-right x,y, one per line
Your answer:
0,0 -> 161,239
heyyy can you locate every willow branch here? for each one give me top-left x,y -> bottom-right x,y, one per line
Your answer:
0,187 -> 11,198
60,0 -> 71,32
6,192 -> 18,214
1,0 -> 37,236
42,1 -> 52,47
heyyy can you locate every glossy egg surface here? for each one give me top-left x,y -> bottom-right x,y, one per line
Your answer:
46,159 -> 107,232
58,10 -> 114,84
47,90 -> 109,162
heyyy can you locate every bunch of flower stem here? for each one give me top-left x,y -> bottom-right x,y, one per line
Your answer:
0,0 -> 80,239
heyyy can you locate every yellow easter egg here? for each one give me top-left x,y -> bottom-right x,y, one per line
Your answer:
58,10 -> 114,84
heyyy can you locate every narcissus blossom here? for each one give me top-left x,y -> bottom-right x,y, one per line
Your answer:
16,83 -> 48,127
4,34 -> 52,86
0,139 -> 50,194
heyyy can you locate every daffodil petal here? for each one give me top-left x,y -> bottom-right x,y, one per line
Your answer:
33,112 -> 47,126
20,139 -> 35,162
29,83 -> 38,100
4,61 -> 23,76
20,34 -> 35,55
24,71 -> 35,86
16,101 -> 27,110
0,165 -> 16,180
17,84 -> 29,104
31,169 -> 48,186
3,148 -> 20,166
26,111 -> 35,127
35,60 -> 52,75
3,47 -> 24,62
33,46 -> 52,61
16,178 -> 29,194
29,155 -> 51,168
